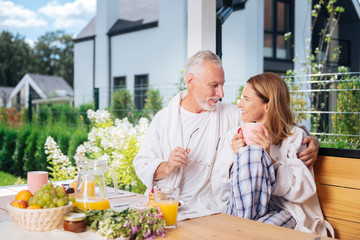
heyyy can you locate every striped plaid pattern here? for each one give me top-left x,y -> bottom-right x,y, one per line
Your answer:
257,199 -> 296,228
226,145 -> 296,228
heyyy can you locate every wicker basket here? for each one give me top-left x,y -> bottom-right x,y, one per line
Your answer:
7,202 -> 73,232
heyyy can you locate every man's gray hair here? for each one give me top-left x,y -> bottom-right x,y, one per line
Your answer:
183,50 -> 222,79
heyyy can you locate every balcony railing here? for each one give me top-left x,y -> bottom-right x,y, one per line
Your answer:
10,72 -> 359,150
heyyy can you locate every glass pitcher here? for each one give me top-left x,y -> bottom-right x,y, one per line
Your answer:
73,156 -> 118,210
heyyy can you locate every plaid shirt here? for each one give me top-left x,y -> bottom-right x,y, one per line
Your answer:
226,145 -> 296,228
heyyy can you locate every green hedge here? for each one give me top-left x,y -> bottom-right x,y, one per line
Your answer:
0,103 -> 94,178
0,123 -> 89,178
67,128 -> 88,165
0,129 -> 17,172
12,125 -> 31,177
23,128 -> 39,172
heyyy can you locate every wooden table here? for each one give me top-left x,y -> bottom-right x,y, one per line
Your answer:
0,184 -> 333,240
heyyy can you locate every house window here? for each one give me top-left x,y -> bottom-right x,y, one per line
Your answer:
114,76 -> 126,91
264,0 -> 293,61
29,86 -> 40,100
134,74 -> 148,110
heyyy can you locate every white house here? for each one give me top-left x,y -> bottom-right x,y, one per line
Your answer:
7,73 -> 74,111
0,87 -> 14,107
73,0 -> 360,109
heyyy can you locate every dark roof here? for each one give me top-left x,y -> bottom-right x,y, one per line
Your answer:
0,86 -> 14,96
217,0 -> 248,11
108,19 -> 157,36
118,0 -> 157,23
0,87 -> 13,106
74,0 -> 158,42
28,73 -> 74,97
339,0 -> 360,23
74,16 -> 96,42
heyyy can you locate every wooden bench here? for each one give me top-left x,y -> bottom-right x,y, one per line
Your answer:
314,148 -> 360,240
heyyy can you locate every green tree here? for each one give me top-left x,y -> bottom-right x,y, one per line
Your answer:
0,31 -> 33,86
285,0 -> 345,133
285,0 -> 345,74
67,127 -> 88,166
331,69 -> 360,149
0,30 -> 74,87
0,129 -> 17,173
23,130 -> 39,172
142,88 -> 163,120
34,132 -> 49,171
33,30 -> 74,87
11,126 -> 31,177
111,90 -> 135,120
310,0 -> 344,74
37,104 -> 51,124
56,34 -> 74,87
78,102 -> 95,125
304,1 -> 344,133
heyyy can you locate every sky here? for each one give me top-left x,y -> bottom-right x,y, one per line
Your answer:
0,0 -> 96,46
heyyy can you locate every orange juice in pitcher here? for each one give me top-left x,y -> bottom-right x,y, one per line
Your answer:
74,156 -> 118,210
74,198 -> 110,210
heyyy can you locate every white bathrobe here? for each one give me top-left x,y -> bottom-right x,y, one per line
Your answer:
212,126 -> 334,237
133,91 -> 241,210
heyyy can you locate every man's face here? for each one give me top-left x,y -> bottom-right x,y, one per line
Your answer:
191,61 -> 225,112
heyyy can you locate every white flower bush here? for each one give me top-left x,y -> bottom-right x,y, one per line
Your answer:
45,109 -> 149,193
45,136 -> 77,181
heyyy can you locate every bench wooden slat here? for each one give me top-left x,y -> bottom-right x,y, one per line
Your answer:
314,153 -> 360,240
314,156 -> 360,189
316,184 -> 360,223
326,217 -> 360,240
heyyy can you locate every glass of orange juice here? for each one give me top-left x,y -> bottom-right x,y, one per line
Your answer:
154,187 -> 180,228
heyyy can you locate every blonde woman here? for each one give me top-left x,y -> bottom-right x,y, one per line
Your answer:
212,72 -> 334,237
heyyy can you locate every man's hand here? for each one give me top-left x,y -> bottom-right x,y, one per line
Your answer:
154,147 -> 189,180
297,136 -> 320,168
167,146 -> 190,172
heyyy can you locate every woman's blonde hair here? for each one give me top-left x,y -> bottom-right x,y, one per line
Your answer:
247,72 -> 293,145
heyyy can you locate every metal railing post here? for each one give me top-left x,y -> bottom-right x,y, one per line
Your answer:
94,87 -> 99,110
28,93 -> 32,123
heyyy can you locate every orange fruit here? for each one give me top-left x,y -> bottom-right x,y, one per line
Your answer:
15,190 -> 33,202
27,205 -> 42,209
11,200 -> 28,208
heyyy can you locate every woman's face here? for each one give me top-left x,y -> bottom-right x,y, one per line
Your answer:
238,83 -> 268,123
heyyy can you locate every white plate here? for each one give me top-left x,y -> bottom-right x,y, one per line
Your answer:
113,200 -> 185,211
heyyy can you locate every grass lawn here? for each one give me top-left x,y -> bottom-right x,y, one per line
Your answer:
0,171 -> 25,186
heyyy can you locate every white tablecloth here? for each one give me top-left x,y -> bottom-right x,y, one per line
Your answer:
0,221 -> 101,240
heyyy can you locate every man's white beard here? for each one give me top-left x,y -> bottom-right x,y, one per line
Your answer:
194,91 -> 217,112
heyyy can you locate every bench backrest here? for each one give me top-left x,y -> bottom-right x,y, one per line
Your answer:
314,148 -> 360,240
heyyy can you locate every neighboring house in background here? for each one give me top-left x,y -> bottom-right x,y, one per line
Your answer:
73,0 -> 360,109
0,87 -> 14,107
7,73 -> 74,111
